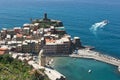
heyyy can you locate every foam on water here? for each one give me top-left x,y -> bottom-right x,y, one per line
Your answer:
0,0 -> 120,80
90,20 -> 109,35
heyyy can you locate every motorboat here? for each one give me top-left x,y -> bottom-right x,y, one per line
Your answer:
103,20 -> 109,24
88,69 -> 92,73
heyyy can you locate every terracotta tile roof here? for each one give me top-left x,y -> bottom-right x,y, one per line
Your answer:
0,51 -> 5,55
0,48 -> 8,51
45,39 -> 56,43
26,36 -> 32,39
16,33 -> 23,38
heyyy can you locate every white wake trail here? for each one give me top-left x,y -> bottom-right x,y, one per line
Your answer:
90,20 -> 109,34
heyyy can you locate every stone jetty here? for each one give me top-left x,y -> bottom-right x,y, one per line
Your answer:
70,49 -> 120,72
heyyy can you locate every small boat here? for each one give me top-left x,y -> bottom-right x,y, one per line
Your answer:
88,69 -> 92,73
103,20 -> 109,24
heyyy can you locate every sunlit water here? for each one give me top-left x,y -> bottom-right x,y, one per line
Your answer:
0,0 -> 120,80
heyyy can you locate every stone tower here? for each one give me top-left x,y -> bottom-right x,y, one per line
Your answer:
38,49 -> 46,66
73,37 -> 82,49
43,13 -> 50,21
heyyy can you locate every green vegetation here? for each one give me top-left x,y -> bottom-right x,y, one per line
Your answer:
32,19 -> 63,28
0,54 -> 49,80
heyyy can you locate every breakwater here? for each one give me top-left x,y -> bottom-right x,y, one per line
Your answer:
70,49 -> 120,72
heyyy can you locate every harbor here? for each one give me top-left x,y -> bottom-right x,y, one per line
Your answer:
0,13 -> 119,79
9,52 -> 65,80
0,0 -> 120,80
70,49 -> 120,72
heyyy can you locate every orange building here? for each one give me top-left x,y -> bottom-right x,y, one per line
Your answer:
0,48 -> 9,55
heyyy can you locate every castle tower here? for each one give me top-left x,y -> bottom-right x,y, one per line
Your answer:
44,13 -> 47,20
43,13 -> 50,21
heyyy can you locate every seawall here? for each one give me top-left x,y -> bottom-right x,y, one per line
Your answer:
69,49 -> 120,72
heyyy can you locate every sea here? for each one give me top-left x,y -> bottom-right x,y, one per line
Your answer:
0,0 -> 120,80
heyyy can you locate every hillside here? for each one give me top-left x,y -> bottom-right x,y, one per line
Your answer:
0,54 -> 49,80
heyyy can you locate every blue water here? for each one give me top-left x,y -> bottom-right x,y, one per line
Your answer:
0,0 -> 120,80
53,57 -> 120,80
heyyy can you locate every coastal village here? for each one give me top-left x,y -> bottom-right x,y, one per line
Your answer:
0,13 -> 82,56
1,13 -> 120,80
0,13 -> 83,80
